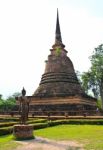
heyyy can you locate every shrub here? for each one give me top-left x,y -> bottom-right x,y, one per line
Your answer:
31,122 -> 48,130
0,122 -> 18,128
0,117 -> 19,122
48,119 -> 103,126
1,119 -> 103,136
0,126 -> 13,136
27,119 -> 47,124
48,120 -> 63,127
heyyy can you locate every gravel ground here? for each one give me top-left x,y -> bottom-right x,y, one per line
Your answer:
15,137 -> 84,150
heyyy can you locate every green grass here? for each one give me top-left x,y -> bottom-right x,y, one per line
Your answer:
1,123 -> 103,149
0,135 -> 21,150
34,125 -> 103,150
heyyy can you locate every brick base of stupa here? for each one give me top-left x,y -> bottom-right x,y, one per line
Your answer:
26,95 -> 97,116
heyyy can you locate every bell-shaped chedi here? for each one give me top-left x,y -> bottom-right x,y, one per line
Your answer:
33,10 -> 84,98
31,9 -> 97,114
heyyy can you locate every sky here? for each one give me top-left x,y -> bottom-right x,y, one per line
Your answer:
0,0 -> 103,98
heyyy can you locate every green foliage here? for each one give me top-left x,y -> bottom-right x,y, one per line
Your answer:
27,119 -> 47,124
82,72 -> 92,93
97,98 -> 102,110
32,122 -> 48,129
0,117 -> 19,122
90,44 -> 103,78
0,122 -> 18,128
1,119 -> 103,136
0,118 -> 48,136
0,92 -> 21,112
49,119 -> 103,126
90,45 -> 103,96
81,44 -> 103,108
56,47 -> 62,56
0,126 -> 13,136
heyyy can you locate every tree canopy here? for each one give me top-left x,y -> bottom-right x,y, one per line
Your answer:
0,92 -> 21,112
81,44 -> 103,109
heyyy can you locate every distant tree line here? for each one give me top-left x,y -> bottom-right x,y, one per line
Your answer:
0,92 -> 21,113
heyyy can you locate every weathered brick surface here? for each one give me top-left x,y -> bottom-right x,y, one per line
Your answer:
13,125 -> 34,139
31,46 -> 97,113
33,49 -> 84,97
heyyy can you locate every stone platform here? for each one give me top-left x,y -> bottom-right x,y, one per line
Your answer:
13,124 -> 34,140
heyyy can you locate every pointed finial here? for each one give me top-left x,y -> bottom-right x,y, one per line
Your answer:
52,9 -> 65,48
55,8 -> 62,43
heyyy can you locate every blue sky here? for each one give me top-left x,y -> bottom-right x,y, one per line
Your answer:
0,0 -> 103,98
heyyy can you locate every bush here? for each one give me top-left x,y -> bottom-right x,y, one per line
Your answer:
31,122 -> 48,130
0,117 -> 19,122
48,120 -> 63,127
0,126 -> 13,136
47,119 -> 103,126
1,119 -> 103,136
0,122 -> 18,128
28,119 -> 47,124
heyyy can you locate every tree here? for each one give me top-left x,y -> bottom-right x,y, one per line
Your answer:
0,94 -> 2,99
81,71 -> 100,98
97,98 -> 102,110
81,44 -> 103,109
6,92 -> 21,110
0,94 -> 5,112
90,44 -> 103,107
0,92 -> 21,112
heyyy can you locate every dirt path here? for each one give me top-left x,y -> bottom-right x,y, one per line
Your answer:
16,137 -> 84,150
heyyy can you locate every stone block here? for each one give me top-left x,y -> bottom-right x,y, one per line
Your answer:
13,125 -> 34,140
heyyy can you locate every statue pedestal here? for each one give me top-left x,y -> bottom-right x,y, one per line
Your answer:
13,125 -> 34,140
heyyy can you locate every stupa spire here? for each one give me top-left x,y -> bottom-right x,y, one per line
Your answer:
55,8 -> 62,43
53,9 -> 65,48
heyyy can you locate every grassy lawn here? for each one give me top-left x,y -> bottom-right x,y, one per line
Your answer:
0,135 -> 21,150
34,125 -> 103,150
0,124 -> 103,150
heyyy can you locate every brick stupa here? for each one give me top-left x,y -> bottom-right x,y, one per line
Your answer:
29,10 -> 97,115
